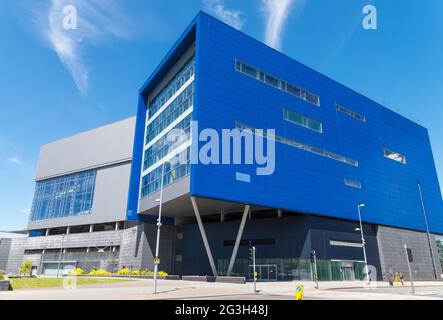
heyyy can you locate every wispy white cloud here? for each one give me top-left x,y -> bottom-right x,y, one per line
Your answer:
6,157 -> 24,166
203,0 -> 245,30
261,0 -> 304,50
38,0 -> 133,94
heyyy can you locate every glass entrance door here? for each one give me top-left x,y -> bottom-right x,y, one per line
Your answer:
341,262 -> 355,281
249,265 -> 278,281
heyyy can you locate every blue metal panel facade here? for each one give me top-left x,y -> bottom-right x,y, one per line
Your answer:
131,12 -> 442,233
191,13 -> 443,233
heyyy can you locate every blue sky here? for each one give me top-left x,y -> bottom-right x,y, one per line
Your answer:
0,0 -> 442,231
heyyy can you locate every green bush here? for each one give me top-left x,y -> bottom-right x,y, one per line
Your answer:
117,268 -> 131,276
0,273 -> 4,281
19,260 -> 33,277
157,271 -> 168,277
131,269 -> 142,276
69,268 -> 86,275
89,269 -> 110,276
130,270 -> 154,276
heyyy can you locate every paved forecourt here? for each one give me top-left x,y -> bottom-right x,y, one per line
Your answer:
1,278 -> 443,300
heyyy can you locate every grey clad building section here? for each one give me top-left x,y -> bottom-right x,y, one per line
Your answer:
377,225 -> 442,280
0,232 -> 27,272
35,117 -> 135,180
1,117 -> 175,276
28,117 -> 135,230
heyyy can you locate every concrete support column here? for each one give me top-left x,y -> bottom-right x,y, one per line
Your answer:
278,209 -> 282,218
227,205 -> 251,276
89,224 -> 93,233
190,197 -> 218,276
220,208 -> 226,223
66,226 -> 70,235
45,229 -> 50,236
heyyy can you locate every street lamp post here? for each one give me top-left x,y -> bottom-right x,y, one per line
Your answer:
129,229 -> 136,280
153,160 -> 169,294
417,181 -> 439,280
108,242 -> 113,273
56,233 -> 66,278
357,204 -> 370,283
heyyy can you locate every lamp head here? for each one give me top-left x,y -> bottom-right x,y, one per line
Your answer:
358,204 -> 365,208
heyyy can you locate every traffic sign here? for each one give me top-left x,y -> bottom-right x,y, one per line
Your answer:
295,284 -> 304,300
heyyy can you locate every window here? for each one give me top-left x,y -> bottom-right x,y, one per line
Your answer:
148,57 -> 195,118
336,105 -> 366,122
284,108 -> 323,133
69,225 -> 91,234
235,59 -> 320,106
305,92 -> 320,106
384,148 -> 406,164
30,171 -> 96,221
24,249 -> 44,255
141,148 -> 191,197
144,114 -> 191,170
265,74 -> 280,88
93,223 -> 117,232
146,84 -> 194,144
344,179 -> 362,189
330,240 -> 363,248
224,239 -> 275,246
240,63 -> 259,78
286,83 -> 302,98
236,122 -> 358,167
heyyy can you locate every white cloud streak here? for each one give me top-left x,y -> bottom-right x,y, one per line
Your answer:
41,0 -> 133,94
6,157 -> 24,166
262,0 -> 303,50
203,0 -> 245,30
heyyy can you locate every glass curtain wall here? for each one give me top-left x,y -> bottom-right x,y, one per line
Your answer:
217,258 -> 367,281
30,171 -> 96,221
141,56 -> 195,198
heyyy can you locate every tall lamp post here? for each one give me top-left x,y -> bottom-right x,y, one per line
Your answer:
356,204 -> 370,283
153,160 -> 169,294
417,181 -> 439,280
56,233 -> 66,278
129,228 -> 136,280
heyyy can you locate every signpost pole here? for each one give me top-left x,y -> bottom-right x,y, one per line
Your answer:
253,246 -> 257,293
404,244 -> 415,295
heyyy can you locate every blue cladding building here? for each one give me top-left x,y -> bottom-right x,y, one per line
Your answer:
128,13 -> 443,280
17,11 -> 442,281
129,12 -> 443,281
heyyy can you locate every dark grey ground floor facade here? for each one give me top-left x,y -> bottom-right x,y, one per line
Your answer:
1,223 -> 175,276
2,213 -> 442,281
181,213 -> 442,281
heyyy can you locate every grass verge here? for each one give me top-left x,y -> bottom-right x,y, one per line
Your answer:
10,277 -> 130,290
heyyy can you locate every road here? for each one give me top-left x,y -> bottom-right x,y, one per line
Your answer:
1,278 -> 443,300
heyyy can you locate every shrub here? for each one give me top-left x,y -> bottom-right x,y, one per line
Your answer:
0,273 -> 4,281
69,268 -> 86,275
117,268 -> 131,276
131,269 -> 143,276
157,271 -> 168,277
89,269 -> 110,276
19,260 -> 33,277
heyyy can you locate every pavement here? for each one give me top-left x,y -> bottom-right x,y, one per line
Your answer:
1,278 -> 443,300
